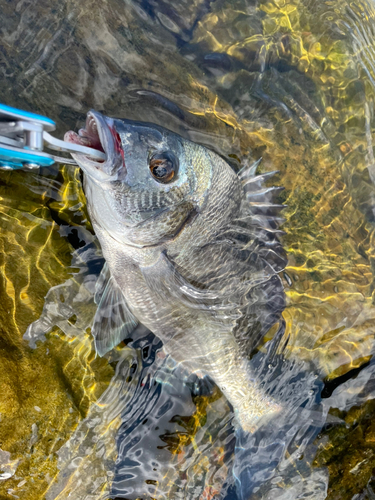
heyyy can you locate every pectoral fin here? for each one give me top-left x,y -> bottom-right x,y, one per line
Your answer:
92,263 -> 139,356
140,252 -> 235,314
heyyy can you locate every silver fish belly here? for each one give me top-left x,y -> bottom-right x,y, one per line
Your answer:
65,110 -> 287,431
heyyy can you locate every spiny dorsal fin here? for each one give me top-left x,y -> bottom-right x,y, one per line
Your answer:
247,202 -> 285,209
238,157 -> 262,181
220,225 -> 284,246
235,214 -> 286,227
92,263 -> 139,356
242,171 -> 279,190
247,202 -> 286,217
237,158 -> 286,217
246,186 -> 285,201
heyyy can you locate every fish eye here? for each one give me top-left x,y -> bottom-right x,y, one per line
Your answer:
149,151 -> 178,184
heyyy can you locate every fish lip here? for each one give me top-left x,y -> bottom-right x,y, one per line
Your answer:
64,110 -> 122,182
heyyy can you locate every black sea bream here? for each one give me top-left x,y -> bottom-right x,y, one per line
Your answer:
65,110 -> 287,431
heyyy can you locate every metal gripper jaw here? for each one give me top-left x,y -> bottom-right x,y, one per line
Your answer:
0,103 -> 106,170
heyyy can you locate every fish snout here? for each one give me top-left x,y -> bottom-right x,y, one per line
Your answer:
64,110 -> 124,181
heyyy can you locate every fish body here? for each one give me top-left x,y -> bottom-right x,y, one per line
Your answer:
65,111 -> 287,431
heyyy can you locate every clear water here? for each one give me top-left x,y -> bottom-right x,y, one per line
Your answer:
1,0 -> 375,499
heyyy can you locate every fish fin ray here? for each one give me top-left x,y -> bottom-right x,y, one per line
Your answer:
245,186 -> 285,199
140,252 -> 235,313
238,158 -> 285,219
92,263 -> 139,356
242,171 -> 280,189
218,160 -> 287,355
238,157 -> 263,180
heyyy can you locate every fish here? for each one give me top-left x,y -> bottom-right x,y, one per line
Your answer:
64,110 -> 287,432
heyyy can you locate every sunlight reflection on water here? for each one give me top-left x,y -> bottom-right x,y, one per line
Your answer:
1,0 -> 375,498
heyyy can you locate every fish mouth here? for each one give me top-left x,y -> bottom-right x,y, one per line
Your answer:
64,110 -> 123,181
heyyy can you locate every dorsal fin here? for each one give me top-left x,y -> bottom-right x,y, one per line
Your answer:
220,225 -> 284,247
246,186 -> 285,200
235,214 -> 286,227
238,158 -> 262,181
92,263 -> 140,356
237,158 -> 286,218
242,171 -> 279,190
223,157 -> 288,356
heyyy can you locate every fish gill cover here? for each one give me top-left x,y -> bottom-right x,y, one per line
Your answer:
1,0 -> 375,499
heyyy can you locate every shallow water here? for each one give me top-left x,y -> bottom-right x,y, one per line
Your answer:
2,0 -> 375,498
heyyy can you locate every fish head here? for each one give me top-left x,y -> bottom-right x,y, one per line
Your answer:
65,110 -> 216,247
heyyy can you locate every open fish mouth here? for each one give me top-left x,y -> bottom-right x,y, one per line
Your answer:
65,112 -> 106,154
64,110 -> 123,181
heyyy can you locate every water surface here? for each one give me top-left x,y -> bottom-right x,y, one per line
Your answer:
1,0 -> 375,498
